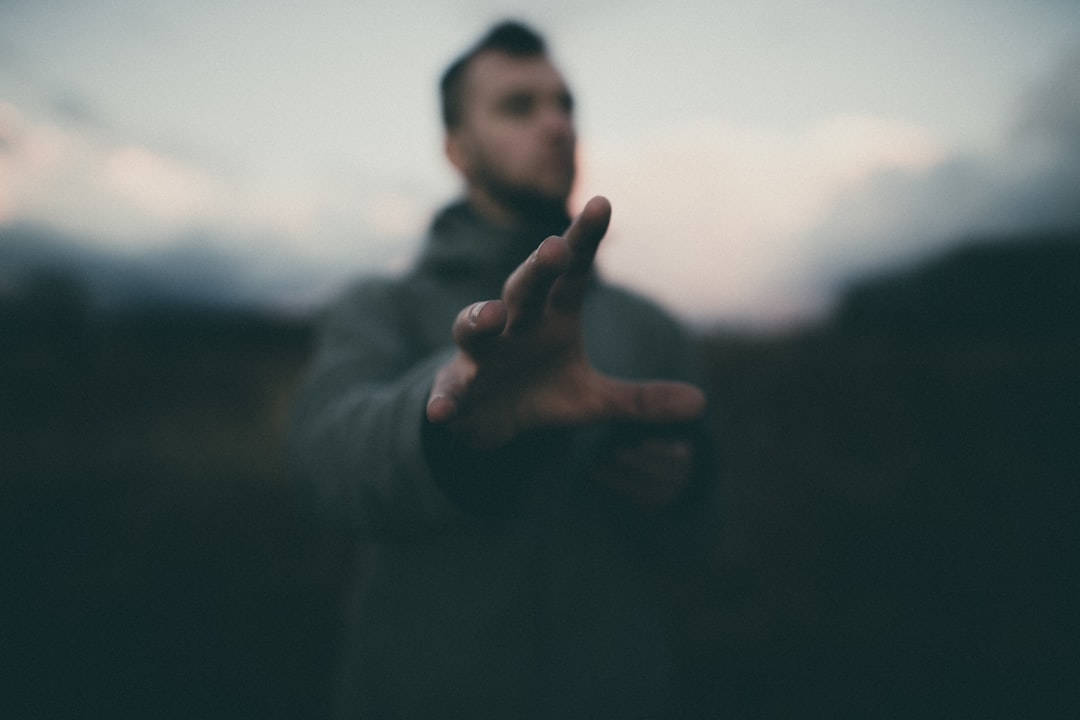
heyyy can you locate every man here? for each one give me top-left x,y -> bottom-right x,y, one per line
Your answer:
290,21 -> 718,719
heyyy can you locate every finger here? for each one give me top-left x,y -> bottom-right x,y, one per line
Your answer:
427,360 -> 470,424
599,378 -> 707,425
426,390 -> 458,424
502,235 -> 570,331
564,195 -> 612,273
550,196 -> 611,313
452,300 -> 507,358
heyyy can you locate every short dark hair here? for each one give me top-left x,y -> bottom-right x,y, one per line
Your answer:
439,21 -> 548,130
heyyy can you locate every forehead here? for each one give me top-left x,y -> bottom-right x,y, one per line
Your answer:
462,52 -> 569,106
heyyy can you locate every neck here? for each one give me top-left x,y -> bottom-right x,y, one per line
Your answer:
467,185 -> 569,234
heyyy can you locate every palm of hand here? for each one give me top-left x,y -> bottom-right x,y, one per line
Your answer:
456,300 -> 598,447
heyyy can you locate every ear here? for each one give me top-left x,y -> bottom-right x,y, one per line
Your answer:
445,130 -> 470,175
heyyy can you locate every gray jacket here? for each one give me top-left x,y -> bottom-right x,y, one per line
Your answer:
289,202 -> 719,719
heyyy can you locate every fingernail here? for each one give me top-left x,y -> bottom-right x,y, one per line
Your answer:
427,394 -> 455,423
469,301 -> 488,323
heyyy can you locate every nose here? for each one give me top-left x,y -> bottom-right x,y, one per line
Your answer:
540,101 -> 574,141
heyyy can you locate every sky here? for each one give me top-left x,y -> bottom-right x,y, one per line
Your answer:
1,0 -> 1079,327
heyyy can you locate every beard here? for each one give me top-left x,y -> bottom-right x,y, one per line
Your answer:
486,178 -> 570,227
470,152 -> 575,230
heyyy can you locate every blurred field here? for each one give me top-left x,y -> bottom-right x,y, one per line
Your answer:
2,308 -> 347,718
3,236 -> 1079,718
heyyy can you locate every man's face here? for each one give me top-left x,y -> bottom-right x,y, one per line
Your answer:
448,51 -> 577,211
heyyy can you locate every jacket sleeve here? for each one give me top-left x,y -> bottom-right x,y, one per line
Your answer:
287,279 -> 467,539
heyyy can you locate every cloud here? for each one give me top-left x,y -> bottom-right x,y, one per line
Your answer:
1013,45 -> 1080,158
583,42 -> 1080,329
0,98 -> 427,274
5,36 -> 1077,328
0,101 -> 319,248
800,44 -> 1080,309
583,113 -> 942,325
0,98 -> 432,312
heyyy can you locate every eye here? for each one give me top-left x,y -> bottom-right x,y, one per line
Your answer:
500,93 -> 535,118
559,92 -> 574,115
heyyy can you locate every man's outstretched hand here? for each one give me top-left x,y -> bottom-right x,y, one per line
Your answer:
427,196 -> 706,450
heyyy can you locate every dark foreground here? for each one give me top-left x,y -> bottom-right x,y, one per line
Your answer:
4,238 -> 1079,718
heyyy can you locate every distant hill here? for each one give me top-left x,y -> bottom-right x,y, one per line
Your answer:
0,222 -> 329,318
831,230 -> 1080,341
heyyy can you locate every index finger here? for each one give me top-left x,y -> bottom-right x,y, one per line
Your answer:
549,195 -> 611,313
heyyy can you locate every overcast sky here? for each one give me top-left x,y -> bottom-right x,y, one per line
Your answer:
2,0 -> 1079,326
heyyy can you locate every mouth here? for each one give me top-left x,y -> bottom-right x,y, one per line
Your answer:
542,152 -> 575,176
